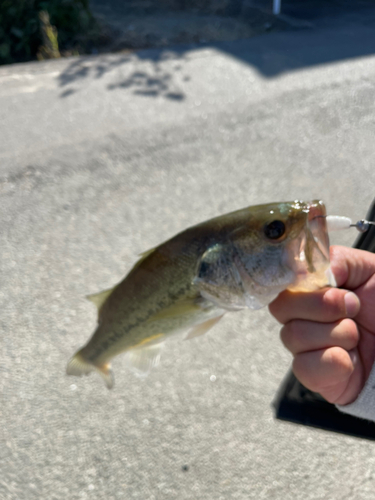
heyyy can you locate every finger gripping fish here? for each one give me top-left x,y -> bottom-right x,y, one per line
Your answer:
66,200 -> 334,388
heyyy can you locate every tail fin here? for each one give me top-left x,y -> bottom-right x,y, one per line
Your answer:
66,350 -> 114,389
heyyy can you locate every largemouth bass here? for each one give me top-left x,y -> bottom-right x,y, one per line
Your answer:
67,200 -> 334,388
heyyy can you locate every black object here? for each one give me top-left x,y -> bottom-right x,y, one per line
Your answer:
353,200 -> 375,252
273,198 -> 375,440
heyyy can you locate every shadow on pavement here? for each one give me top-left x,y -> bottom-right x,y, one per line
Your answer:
56,0 -> 375,99
220,23 -> 375,78
57,50 -> 187,100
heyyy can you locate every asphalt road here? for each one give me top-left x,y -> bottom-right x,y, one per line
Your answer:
2,21 -> 375,500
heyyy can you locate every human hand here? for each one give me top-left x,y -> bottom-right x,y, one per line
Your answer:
269,246 -> 375,406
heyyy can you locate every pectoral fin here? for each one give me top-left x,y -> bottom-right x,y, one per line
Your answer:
146,298 -> 202,322
185,314 -> 224,340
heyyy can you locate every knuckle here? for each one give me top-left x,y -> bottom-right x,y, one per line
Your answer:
325,346 -> 354,378
292,348 -> 354,394
268,299 -> 285,323
280,321 -> 300,352
322,288 -> 346,317
292,355 -> 306,379
292,355 -> 318,390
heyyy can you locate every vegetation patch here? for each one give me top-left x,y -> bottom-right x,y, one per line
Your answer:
0,0 -> 103,65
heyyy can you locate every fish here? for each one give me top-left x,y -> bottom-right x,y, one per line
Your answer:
66,199 -> 335,389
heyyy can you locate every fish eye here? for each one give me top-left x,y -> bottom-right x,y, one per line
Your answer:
264,220 -> 286,240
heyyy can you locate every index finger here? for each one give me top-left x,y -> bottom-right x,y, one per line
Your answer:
269,287 -> 360,325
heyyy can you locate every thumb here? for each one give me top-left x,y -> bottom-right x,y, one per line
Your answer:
330,246 -> 375,290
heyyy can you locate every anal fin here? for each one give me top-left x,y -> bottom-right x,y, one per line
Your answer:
125,343 -> 163,377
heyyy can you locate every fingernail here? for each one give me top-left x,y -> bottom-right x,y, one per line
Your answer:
344,292 -> 360,317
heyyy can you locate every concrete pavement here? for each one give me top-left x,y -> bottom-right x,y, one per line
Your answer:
1,21 -> 375,500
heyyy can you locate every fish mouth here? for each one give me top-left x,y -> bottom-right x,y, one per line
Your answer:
286,200 -> 332,292
306,200 -> 330,267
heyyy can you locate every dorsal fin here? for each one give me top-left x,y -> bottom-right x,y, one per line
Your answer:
86,287 -> 115,310
131,246 -> 157,272
139,247 -> 157,259
86,247 -> 157,312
